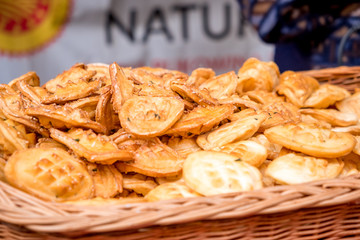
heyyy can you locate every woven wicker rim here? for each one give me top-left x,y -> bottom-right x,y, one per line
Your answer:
2,66 -> 360,236
301,66 -> 360,92
1,173 -> 360,236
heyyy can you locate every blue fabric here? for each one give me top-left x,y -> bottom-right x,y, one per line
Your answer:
238,0 -> 360,70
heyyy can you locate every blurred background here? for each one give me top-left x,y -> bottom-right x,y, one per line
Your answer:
239,0 -> 360,72
0,0 -> 273,84
0,0 -> 359,84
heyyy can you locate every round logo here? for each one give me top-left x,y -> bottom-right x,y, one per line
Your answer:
0,0 -> 72,55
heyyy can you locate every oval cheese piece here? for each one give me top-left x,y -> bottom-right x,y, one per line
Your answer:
264,122 -> 355,158
145,181 -> 201,202
119,96 -> 184,137
219,140 -> 267,167
5,148 -> 94,202
183,151 -> 262,196
266,153 -> 344,185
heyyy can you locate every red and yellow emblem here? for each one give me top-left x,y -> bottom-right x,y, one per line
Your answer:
0,0 -> 72,55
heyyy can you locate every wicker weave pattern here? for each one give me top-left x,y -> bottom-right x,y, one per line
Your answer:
2,204 -> 360,240
1,173 -> 360,239
302,66 -> 360,92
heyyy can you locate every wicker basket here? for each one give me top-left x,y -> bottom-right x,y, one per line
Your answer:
2,66 -> 360,240
300,66 -> 360,92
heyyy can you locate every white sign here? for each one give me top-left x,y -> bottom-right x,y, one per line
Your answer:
0,0 -> 274,84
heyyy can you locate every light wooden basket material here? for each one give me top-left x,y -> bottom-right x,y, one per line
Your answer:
300,66 -> 360,92
2,66 -> 360,240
